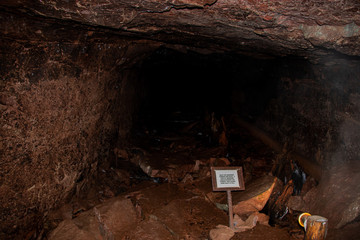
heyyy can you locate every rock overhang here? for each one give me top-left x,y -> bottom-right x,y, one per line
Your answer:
1,0 -> 360,60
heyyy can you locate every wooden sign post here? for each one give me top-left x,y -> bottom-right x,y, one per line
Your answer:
211,167 -> 245,229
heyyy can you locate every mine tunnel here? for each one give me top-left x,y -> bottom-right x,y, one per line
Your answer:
1,1 -> 360,240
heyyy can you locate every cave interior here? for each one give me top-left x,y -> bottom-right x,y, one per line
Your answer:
1,1 -> 360,239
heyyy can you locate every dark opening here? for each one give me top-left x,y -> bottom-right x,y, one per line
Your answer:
136,47 -> 281,133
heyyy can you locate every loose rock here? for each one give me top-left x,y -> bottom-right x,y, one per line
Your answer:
232,175 -> 276,216
48,220 -> 96,240
209,225 -> 235,240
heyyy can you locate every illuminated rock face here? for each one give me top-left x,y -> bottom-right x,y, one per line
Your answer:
0,0 -> 360,238
1,0 -> 360,57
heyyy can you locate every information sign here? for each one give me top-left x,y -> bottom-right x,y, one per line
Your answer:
211,167 -> 245,191
211,166 -> 245,229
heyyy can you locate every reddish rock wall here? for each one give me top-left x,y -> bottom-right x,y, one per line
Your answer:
255,57 -> 360,227
0,12 -> 158,238
2,0 -> 360,57
257,58 -> 360,168
1,2 -> 359,235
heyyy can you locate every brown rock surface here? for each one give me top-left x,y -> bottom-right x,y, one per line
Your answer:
251,212 -> 270,226
233,212 -> 269,232
1,0 -> 360,57
231,224 -> 291,240
310,162 -> 360,228
94,198 -> 138,238
209,225 -> 235,240
128,218 -> 174,240
1,0 -> 360,238
131,183 -> 228,239
49,183 -> 228,240
234,214 -> 258,232
232,175 -> 276,216
48,220 -> 97,240
0,11 -> 159,238
50,197 -> 138,240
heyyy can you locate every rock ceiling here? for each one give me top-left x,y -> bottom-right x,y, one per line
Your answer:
1,0 -> 360,58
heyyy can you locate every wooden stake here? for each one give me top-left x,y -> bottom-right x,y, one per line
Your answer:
303,215 -> 328,240
227,190 -> 234,229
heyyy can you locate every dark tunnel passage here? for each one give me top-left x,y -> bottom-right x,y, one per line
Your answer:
123,49 -> 360,240
135,48 -> 280,133
1,11 -> 360,239
103,48 -> 360,240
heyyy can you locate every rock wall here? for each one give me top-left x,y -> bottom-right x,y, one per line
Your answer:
0,12 -> 158,238
258,57 -> 360,168
2,0 -> 360,57
255,57 -> 360,227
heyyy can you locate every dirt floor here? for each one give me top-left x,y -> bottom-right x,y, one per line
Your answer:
44,112 -> 356,239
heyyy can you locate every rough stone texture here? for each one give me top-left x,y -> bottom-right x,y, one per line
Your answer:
258,58 -> 360,167
1,0 -> 360,237
136,184 -> 228,239
94,198 -> 137,238
310,162 -> 360,228
255,58 -> 360,227
49,197 -> 138,240
327,222 -> 360,240
0,11 -> 158,239
128,218 -> 174,240
209,225 -> 235,240
232,175 -> 276,216
231,224 -> 291,240
1,0 -> 360,57
49,184 -> 228,240
48,220 -> 97,240
251,212 -> 269,226
233,213 -> 258,232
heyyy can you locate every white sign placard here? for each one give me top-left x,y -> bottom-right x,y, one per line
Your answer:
215,169 -> 240,188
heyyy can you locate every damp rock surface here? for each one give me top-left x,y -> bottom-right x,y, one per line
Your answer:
1,0 -> 360,57
0,12 -> 159,238
49,183 -> 229,240
1,1 -> 360,239
310,161 -> 360,228
231,224 -> 291,240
